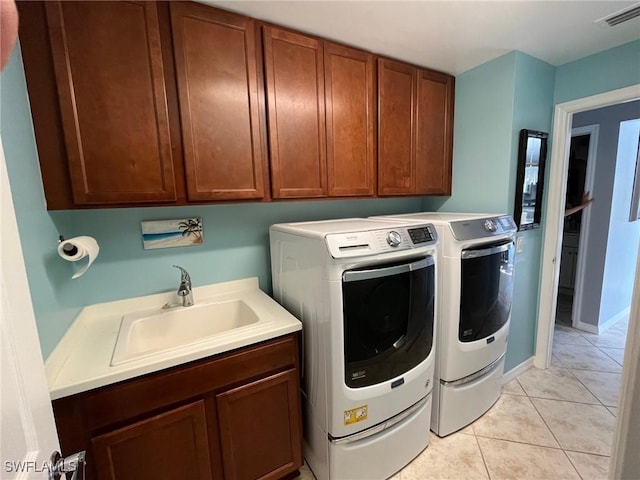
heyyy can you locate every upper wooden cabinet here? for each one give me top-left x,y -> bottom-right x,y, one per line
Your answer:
44,1 -> 178,205
19,1 -> 268,209
415,69 -> 455,195
263,27 -> 327,199
170,3 -> 266,201
378,58 -> 454,196
324,43 -> 376,197
263,27 -> 377,199
19,1 -> 453,208
378,59 -> 416,196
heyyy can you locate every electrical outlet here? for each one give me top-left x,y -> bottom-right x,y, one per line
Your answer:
516,236 -> 525,253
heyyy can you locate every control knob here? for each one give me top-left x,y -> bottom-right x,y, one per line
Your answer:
386,231 -> 402,247
484,219 -> 497,232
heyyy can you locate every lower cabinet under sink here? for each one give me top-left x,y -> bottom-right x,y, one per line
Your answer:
52,334 -> 303,480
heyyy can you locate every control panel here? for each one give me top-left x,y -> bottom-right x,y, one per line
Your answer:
449,215 -> 517,241
325,223 -> 438,258
408,226 -> 435,244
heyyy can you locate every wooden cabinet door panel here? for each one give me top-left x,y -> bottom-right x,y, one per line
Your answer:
217,369 -> 303,480
415,70 -> 454,195
92,401 -> 213,480
264,27 -> 327,198
377,58 -> 416,195
171,3 -> 265,201
45,1 -> 177,204
325,42 -> 376,197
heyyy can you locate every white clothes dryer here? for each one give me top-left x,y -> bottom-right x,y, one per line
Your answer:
373,213 -> 516,436
270,218 -> 438,480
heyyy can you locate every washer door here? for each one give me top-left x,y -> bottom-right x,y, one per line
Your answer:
342,257 -> 435,388
459,240 -> 515,343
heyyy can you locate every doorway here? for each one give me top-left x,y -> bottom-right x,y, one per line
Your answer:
535,85 -> 640,477
555,126 -> 597,331
536,85 -> 640,370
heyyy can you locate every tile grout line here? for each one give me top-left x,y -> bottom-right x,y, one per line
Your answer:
552,338 -> 623,375
471,429 -> 493,480
557,363 -> 609,409
526,386 -> 618,457
565,368 -> 620,411
524,389 -> 587,478
520,392 -> 566,450
473,430 -> 565,451
594,344 -> 625,366
555,335 -> 622,410
522,377 -> 573,452
563,448 -> 586,480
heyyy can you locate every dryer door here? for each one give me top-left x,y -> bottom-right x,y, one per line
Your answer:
459,240 -> 515,343
342,256 -> 435,388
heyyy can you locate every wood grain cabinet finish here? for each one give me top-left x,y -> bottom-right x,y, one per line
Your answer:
415,69 -> 454,195
217,369 -> 303,480
263,27 -> 327,198
378,58 -> 416,196
44,1 -> 178,205
170,3 -> 266,201
91,401 -> 214,480
52,335 -> 303,480
263,28 -> 377,199
324,43 -> 376,197
20,1 -> 452,208
378,58 -> 454,196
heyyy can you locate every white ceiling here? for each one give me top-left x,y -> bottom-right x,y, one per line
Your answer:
204,1 -> 640,75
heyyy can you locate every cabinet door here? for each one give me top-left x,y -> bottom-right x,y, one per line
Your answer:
217,369 -> 303,480
415,69 -> 454,195
377,58 -> 416,195
170,3 -> 265,201
559,246 -> 576,289
264,27 -> 327,198
324,42 -> 376,197
45,1 -> 177,205
91,401 -> 213,480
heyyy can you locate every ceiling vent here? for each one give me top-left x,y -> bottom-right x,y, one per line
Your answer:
595,2 -> 640,27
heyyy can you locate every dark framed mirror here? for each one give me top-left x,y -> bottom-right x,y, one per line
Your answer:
514,129 -> 548,230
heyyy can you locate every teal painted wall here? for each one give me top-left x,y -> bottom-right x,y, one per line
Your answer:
424,51 -> 556,372
508,53 -> 555,371
1,45 -> 84,358
49,197 -> 422,304
2,47 -> 422,359
554,40 -> 640,105
423,52 -> 517,214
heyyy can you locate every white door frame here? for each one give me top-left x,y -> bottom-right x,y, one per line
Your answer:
534,84 -> 640,370
534,82 -> 640,480
0,138 -> 61,477
569,124 -> 598,332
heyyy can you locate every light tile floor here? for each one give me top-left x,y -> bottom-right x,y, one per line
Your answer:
295,315 -> 628,480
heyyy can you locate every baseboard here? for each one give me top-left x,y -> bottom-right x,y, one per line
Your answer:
598,307 -> 630,333
502,356 -> 534,384
574,307 -> 629,335
574,320 -> 599,334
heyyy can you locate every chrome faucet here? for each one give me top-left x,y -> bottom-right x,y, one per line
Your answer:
163,265 -> 194,308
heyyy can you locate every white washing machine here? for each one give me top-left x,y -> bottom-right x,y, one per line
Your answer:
373,213 -> 516,436
270,218 -> 439,480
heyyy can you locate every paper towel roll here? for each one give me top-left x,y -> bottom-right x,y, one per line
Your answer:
57,236 -> 100,279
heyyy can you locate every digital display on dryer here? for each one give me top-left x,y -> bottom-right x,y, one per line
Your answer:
408,227 -> 433,244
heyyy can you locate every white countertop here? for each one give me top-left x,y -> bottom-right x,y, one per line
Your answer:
45,278 -> 302,400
